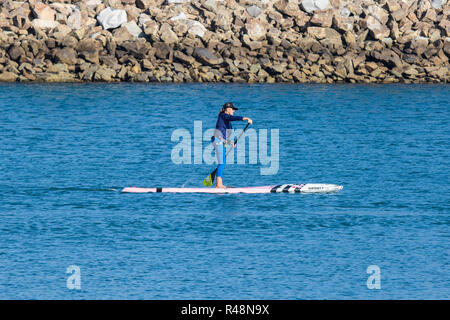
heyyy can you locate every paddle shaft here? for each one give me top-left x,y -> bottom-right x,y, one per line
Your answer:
226,122 -> 250,156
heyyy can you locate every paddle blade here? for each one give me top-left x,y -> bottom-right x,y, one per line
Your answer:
202,174 -> 213,187
203,169 -> 216,187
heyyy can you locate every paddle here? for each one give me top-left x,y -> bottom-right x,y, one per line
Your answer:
203,123 -> 251,187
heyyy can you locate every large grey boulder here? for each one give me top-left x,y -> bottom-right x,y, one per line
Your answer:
432,0 -> 447,9
97,7 -> 127,30
170,12 -> 206,38
247,5 -> 262,18
301,0 -> 330,13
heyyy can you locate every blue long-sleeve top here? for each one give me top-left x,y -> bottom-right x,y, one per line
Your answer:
214,113 -> 244,141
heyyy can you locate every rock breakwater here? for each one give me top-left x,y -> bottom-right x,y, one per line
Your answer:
0,0 -> 449,83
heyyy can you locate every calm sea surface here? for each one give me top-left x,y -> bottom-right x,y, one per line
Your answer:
0,83 -> 448,299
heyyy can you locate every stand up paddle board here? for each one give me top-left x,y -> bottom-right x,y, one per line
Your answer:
122,184 -> 343,194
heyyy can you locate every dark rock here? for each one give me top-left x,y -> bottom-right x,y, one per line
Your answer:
193,48 -> 223,65
100,55 -> 120,70
153,42 -> 172,60
135,73 -> 149,82
403,54 -> 419,64
54,47 -> 77,65
174,50 -> 195,65
423,48 -> 438,59
8,44 -> 25,61
371,49 -> 403,69
115,49 -> 128,60
46,38 -> 56,49
76,39 -> 99,64
119,41 -> 150,59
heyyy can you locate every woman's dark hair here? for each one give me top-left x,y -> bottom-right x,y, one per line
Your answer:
219,102 -> 234,116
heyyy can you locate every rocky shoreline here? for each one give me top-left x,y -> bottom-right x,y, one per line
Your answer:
0,0 -> 449,83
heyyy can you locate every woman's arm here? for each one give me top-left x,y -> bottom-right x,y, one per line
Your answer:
221,114 -> 253,124
221,113 -> 244,121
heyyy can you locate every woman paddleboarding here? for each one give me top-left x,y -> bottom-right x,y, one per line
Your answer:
211,102 -> 252,188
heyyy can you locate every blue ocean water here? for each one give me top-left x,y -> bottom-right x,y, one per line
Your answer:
0,83 -> 448,299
